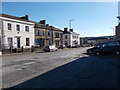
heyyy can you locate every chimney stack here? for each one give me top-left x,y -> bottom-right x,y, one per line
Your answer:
20,15 -> 28,20
40,20 -> 46,25
70,29 -> 73,32
25,15 -> 28,20
64,28 -> 68,32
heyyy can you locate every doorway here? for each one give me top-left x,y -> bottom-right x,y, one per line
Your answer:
17,38 -> 20,48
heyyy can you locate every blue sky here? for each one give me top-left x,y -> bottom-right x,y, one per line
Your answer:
2,2 -> 118,37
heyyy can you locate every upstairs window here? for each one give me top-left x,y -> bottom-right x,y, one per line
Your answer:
16,25 -> 20,31
47,31 -> 51,36
40,31 -> 44,36
36,30 -> 39,36
55,33 -> 59,38
8,23 -> 12,30
25,26 -> 29,32
60,34 -> 63,38
35,30 -> 44,36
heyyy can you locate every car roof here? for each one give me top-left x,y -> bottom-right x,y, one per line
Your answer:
97,40 -> 119,45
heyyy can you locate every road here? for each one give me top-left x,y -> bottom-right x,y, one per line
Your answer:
2,47 -> 88,88
2,47 -> 120,88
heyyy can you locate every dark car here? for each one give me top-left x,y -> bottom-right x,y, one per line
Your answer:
86,43 -> 103,54
93,41 -> 120,55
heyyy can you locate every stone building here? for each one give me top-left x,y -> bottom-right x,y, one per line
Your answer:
34,20 -> 63,48
51,26 -> 63,48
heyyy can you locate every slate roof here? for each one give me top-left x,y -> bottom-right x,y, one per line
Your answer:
0,13 -> 35,23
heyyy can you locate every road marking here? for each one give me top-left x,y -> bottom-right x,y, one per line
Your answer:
24,62 -> 36,65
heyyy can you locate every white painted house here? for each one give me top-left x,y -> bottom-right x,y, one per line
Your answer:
0,13 -> 35,49
63,28 -> 80,47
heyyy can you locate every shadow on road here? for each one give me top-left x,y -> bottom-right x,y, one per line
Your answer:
7,55 -> 120,88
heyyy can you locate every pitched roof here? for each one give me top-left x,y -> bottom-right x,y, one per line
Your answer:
0,13 -> 35,23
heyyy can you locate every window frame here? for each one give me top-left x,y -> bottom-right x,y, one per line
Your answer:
16,24 -> 20,31
25,26 -> 29,32
8,23 -> 12,30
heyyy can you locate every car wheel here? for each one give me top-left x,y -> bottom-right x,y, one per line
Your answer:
116,51 -> 120,55
96,52 -> 100,55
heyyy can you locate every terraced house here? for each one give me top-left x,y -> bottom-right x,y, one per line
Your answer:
0,13 -> 35,51
34,20 -> 63,48
34,22 -> 46,47
0,13 -> 64,54
52,26 -> 63,48
63,28 -> 80,48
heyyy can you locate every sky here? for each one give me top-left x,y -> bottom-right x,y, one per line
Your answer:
1,2 -> 119,37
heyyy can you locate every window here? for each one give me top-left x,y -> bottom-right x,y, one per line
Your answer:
8,37 -> 13,47
40,31 -> 44,36
26,38 -> 30,46
35,38 -> 40,45
16,25 -> 20,31
25,26 -> 29,32
60,34 -> 63,38
65,35 -> 67,39
36,30 -> 39,36
47,31 -> 51,36
55,33 -> 59,38
35,30 -> 44,36
72,36 -> 74,39
8,23 -> 11,30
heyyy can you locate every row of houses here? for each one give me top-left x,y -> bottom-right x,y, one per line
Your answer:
0,13 -> 80,51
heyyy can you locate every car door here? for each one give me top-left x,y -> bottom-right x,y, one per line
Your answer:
100,42 -> 110,54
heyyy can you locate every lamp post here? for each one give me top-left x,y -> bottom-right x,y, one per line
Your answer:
110,27 -> 115,35
69,19 -> 74,30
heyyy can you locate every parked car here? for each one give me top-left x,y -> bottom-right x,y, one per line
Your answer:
86,43 -> 103,54
43,45 -> 58,52
59,45 -> 65,49
86,40 -> 120,55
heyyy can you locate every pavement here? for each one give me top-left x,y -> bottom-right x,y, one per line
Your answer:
1,47 -> 120,88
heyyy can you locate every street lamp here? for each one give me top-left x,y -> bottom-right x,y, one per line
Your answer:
110,27 -> 115,35
69,19 -> 74,30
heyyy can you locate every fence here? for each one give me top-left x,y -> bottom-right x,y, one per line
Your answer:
1,45 -> 35,54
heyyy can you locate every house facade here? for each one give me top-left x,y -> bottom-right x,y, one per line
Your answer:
0,13 -> 35,49
52,26 -> 63,48
34,23 -> 46,47
34,21 -> 63,48
63,28 -> 80,47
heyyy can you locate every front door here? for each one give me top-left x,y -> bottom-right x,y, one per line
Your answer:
17,38 -> 20,48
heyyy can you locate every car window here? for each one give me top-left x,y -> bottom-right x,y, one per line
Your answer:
108,41 -> 119,46
96,43 -> 104,48
102,43 -> 107,47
